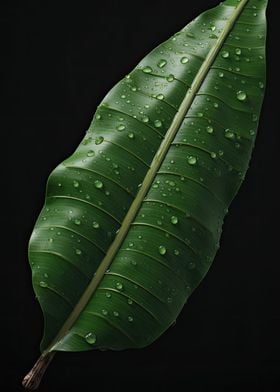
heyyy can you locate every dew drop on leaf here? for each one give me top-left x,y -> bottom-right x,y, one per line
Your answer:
92,221 -> 99,229
73,180 -> 79,188
158,245 -> 167,255
187,156 -> 197,165
181,56 -> 189,64
221,50 -> 230,58
85,332 -> 96,344
170,216 -> 178,225
157,59 -> 167,68
236,90 -> 247,101
94,180 -> 103,189
116,282 -> 123,291
142,66 -> 152,73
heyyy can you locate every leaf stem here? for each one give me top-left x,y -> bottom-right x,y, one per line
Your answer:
22,352 -> 55,390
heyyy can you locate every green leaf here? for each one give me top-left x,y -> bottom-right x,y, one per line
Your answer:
24,0 -> 267,388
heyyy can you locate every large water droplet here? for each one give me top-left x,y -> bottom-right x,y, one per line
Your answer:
116,282 -> 123,291
235,48 -> 242,55
181,56 -> 189,64
142,115 -> 149,123
187,156 -> 197,165
166,74 -> 175,82
142,66 -> 152,73
85,332 -> 96,344
117,124 -> 126,131
224,129 -> 235,140
157,59 -> 167,68
221,50 -> 230,58
92,221 -> 99,229
158,245 -> 167,255
94,179 -> 103,189
154,119 -> 162,128
206,125 -> 214,134
210,152 -> 217,159
156,94 -> 164,100
95,136 -> 104,145
236,90 -> 247,101
170,216 -> 178,225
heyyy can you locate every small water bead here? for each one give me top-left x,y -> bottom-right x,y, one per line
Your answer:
73,180 -> 79,188
74,219 -> 81,225
186,31 -> 195,38
187,156 -> 197,165
58,183 -> 62,187
87,150 -> 95,157
259,81 -> 264,89
170,216 -> 178,225
249,129 -> 255,136
206,125 -> 214,134
48,238 -> 53,243
197,112 -> 203,117
142,66 -> 152,73
158,245 -> 167,255
39,281 -> 47,288
94,179 -> 103,189
166,74 -> 175,82
174,249 -> 180,256
85,332 -> 96,345
43,273 -> 49,278
154,119 -> 162,128
142,115 -> 149,123
236,90 -> 247,101
181,56 -> 189,64
235,48 -> 242,55
113,311 -> 119,317
105,292 -> 111,298
131,259 -> 137,266
252,114 -> 258,122
92,221 -> 99,229
213,102 -> 219,108
117,124 -> 126,131
128,316 -> 134,322
210,152 -> 217,159
127,298 -> 133,305
95,136 -> 104,145
101,309 -> 108,316
128,132 -> 135,139
75,249 -> 82,255
116,282 -> 123,291
156,94 -> 164,100
221,50 -> 230,58
157,59 -> 167,68
224,129 -> 235,140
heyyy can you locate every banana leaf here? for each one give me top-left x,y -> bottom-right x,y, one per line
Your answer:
23,0 -> 267,389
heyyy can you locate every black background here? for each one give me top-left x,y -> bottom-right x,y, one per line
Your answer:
1,0 -> 279,391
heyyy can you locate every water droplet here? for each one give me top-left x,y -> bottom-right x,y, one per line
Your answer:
213,102 -> 219,108
101,309 -> 108,316
170,216 -> 178,225
92,221 -> 99,229
174,249 -> 180,256
166,74 -> 175,82
187,156 -> 197,165
95,136 -> 104,145
186,31 -> 195,38
87,150 -> 95,157
113,311 -> 119,317
158,245 -> 167,255
73,180 -> 79,188
116,282 -> 123,290
249,129 -> 255,136
210,152 -> 217,159
221,50 -> 230,58
75,248 -> 82,255
48,238 -> 53,243
128,298 -> 133,305
128,241 -> 134,248
128,315 -> 134,322
85,332 -> 96,344
39,281 -> 47,288
157,59 -> 167,68
142,66 -> 152,73
131,259 -> 137,266
218,71 -> 224,78
206,125 -> 214,134
181,56 -> 189,64
117,124 -> 126,131
156,93 -> 164,100
235,48 -> 242,55
197,112 -> 203,117
105,292 -> 111,298
236,90 -> 247,101
142,115 -> 149,123
94,179 -> 103,189
43,273 -> 49,278
74,219 -> 81,225
154,119 -> 162,128
127,132 -> 135,139
224,129 -> 235,140
58,183 -> 62,187
258,81 -> 264,89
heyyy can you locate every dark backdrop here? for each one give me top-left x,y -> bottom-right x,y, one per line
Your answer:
1,1 -> 279,391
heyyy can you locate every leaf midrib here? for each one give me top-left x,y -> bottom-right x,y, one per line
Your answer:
46,0 -> 248,353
